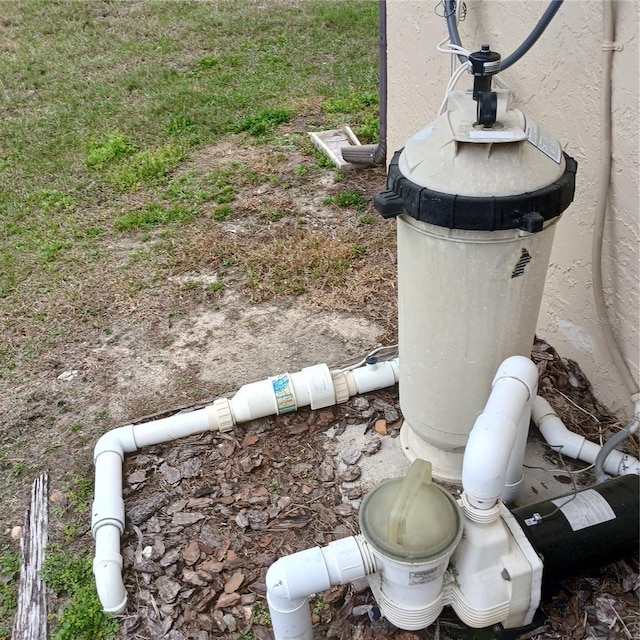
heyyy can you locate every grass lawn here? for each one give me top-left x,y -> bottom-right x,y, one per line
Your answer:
0,2 -> 387,637
0,0 -> 381,379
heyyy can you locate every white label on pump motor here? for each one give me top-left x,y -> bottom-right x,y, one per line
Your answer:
551,490 -> 616,531
524,116 -> 563,164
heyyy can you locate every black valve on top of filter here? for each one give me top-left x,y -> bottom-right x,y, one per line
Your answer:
469,45 -> 501,127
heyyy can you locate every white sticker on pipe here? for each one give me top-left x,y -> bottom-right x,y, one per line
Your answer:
551,490 -> 615,531
408,565 -> 444,585
310,373 -> 330,393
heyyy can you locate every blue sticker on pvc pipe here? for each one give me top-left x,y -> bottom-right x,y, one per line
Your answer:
271,374 -> 297,414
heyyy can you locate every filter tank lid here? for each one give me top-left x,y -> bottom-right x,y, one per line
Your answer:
374,91 -> 577,233
359,459 -> 462,562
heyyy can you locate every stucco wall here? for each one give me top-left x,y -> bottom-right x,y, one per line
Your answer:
386,0 -> 639,418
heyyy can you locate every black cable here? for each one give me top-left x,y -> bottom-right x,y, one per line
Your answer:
594,416 -> 639,484
444,0 -> 564,70
444,0 -> 467,64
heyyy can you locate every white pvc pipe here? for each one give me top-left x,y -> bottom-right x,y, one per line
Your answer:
462,356 -> 538,512
267,536 -> 377,640
347,358 -> 399,394
503,405 -> 533,504
92,358 -> 399,614
532,396 -> 640,476
93,524 -> 127,614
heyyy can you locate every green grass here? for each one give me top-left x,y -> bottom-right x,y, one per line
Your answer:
324,189 -> 368,212
0,3 -> 381,628
0,545 -> 20,638
110,144 -> 186,190
231,107 -> 294,137
321,91 -> 380,143
114,203 -> 196,231
41,546 -> 118,640
251,601 -> 272,626
86,133 -> 135,169
0,0 -> 378,372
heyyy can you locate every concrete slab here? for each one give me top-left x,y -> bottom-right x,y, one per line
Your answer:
325,421 -> 582,512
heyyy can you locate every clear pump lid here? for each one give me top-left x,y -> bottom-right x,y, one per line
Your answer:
359,459 -> 462,561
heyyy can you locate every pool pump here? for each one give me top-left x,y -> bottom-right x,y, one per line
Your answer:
375,87 -> 576,482
265,357 -> 639,640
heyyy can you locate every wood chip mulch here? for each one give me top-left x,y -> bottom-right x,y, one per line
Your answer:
114,340 -> 639,640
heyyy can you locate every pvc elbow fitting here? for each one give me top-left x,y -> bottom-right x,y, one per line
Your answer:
491,356 -> 538,400
533,396 -> 640,477
94,424 -> 137,460
532,397 -> 586,459
463,412 -> 517,506
266,537 -> 373,640
267,537 -> 369,602
462,357 -> 538,510
93,525 -> 127,614
266,549 -> 331,640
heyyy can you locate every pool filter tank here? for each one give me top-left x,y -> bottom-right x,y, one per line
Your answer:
375,88 -> 577,482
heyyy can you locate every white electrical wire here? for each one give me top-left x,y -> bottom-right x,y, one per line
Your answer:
437,60 -> 470,116
436,1 -> 472,118
436,36 -> 471,58
436,0 -> 516,116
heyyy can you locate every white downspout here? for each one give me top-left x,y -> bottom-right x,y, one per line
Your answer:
532,396 -> 640,476
266,536 -> 377,640
461,356 -> 538,515
92,358 -> 399,613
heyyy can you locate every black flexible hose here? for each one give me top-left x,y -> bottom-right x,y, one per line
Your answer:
444,0 -> 467,64
594,417 -> 640,484
444,0 -> 564,70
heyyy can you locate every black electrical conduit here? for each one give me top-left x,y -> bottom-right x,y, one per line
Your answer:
341,0 -> 387,166
595,416 -> 640,484
445,0 -> 564,70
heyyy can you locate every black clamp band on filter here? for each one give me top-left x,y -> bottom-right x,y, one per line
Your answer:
374,150 -> 578,233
